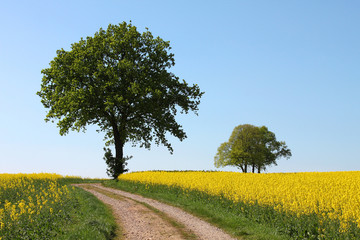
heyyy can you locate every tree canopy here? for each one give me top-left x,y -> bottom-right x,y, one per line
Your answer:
214,124 -> 291,173
37,22 -> 204,179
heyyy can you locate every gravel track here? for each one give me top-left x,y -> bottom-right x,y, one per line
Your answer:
75,183 -> 237,240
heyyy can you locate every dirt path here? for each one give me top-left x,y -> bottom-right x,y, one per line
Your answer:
75,183 -> 237,240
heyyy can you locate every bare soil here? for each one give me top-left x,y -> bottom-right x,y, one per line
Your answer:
75,183 -> 237,240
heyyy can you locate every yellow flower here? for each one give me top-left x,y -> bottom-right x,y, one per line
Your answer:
0,173 -> 72,232
119,171 -> 360,232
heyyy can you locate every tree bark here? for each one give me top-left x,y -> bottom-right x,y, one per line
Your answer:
112,121 -> 125,179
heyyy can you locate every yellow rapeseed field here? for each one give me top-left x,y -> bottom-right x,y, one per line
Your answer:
119,171 -> 360,231
0,173 -> 71,235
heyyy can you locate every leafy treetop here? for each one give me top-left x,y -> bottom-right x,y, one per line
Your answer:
38,22 -> 204,178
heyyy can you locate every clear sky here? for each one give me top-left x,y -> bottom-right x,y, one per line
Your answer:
1,1 -> 359,178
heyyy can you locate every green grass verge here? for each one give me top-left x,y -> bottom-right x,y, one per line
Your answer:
103,180 -> 288,240
58,186 -> 118,240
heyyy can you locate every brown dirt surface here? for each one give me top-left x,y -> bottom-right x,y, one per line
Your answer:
74,183 -> 238,240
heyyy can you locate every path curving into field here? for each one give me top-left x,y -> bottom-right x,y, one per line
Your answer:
74,183 -> 237,240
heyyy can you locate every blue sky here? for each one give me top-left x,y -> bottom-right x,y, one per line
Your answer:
1,1 -> 359,178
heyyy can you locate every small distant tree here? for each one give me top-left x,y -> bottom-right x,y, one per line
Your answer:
214,124 -> 291,173
37,22 -> 204,179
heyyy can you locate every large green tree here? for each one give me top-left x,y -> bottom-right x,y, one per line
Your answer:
214,124 -> 291,173
37,22 -> 204,179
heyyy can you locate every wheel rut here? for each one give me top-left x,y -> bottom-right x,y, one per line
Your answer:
74,183 -> 237,240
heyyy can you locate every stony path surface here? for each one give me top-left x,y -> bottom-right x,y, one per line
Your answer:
75,183 -> 237,240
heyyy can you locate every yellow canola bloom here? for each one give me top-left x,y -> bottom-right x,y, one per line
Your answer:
0,173 -> 70,230
119,171 -> 360,230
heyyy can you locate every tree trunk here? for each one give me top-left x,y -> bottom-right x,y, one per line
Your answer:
244,164 -> 247,173
112,122 -> 125,179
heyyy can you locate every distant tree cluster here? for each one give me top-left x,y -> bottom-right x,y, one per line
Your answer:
214,124 -> 291,173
